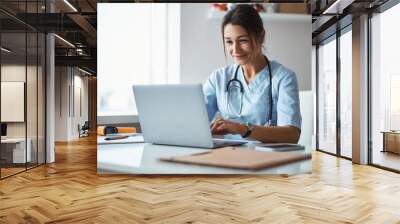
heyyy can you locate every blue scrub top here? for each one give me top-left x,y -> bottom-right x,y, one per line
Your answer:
203,60 -> 302,137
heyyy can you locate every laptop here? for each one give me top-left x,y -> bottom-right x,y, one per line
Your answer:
132,84 -> 247,148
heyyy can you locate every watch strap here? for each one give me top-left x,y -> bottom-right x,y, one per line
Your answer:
242,123 -> 253,138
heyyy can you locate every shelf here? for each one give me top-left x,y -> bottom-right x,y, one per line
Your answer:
208,10 -> 311,22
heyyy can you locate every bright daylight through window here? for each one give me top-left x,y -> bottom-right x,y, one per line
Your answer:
97,4 -> 180,116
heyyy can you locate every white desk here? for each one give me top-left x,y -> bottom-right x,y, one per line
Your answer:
97,139 -> 312,175
1,138 -> 31,163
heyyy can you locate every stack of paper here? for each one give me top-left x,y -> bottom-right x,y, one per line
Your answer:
255,143 -> 305,152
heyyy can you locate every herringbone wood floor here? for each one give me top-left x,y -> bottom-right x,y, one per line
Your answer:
1,136 -> 400,224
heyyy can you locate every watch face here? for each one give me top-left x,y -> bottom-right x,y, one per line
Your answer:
242,123 -> 253,138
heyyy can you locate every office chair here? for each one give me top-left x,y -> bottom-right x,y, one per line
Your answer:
79,121 -> 90,138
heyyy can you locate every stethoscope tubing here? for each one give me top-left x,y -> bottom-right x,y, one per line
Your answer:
226,55 -> 273,125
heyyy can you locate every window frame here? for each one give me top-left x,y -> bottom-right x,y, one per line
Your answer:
315,24 -> 353,161
0,1 -> 47,179
368,0 -> 400,173
315,0 -> 400,173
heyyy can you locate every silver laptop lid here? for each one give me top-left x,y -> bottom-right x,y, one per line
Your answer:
132,84 -> 214,148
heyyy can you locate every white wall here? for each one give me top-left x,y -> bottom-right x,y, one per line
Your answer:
73,74 -> 89,137
180,3 -> 312,90
55,67 -> 89,141
55,67 -> 69,141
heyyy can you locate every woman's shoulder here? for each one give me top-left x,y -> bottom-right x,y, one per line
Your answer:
270,60 -> 297,81
209,64 -> 237,82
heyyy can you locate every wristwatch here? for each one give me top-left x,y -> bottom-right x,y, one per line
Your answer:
242,123 -> 254,138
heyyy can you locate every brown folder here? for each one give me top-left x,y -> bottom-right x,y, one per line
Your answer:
159,147 -> 311,170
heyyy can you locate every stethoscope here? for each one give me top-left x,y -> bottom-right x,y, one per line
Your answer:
226,55 -> 273,126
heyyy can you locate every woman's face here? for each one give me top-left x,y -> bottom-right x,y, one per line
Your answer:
223,24 -> 261,65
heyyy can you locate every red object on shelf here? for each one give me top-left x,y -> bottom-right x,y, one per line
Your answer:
253,4 -> 266,13
212,3 -> 228,12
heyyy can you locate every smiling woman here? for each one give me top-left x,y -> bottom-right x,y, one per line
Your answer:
204,4 -> 302,143
97,3 -> 311,144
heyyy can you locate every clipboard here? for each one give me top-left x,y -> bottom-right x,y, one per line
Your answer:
159,147 -> 311,170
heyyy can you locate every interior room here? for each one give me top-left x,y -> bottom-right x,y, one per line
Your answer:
1,1 -> 400,223
0,14 -> 46,178
0,0 -> 97,180
370,6 -> 400,170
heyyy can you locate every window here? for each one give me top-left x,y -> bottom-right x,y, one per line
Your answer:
371,2 -> 400,171
317,37 -> 337,154
97,3 -> 180,116
0,1 -> 46,179
339,29 -> 352,158
390,74 -> 400,130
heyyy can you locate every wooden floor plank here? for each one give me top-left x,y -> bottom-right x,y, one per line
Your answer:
0,135 -> 400,223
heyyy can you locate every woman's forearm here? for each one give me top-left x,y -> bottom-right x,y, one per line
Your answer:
245,125 -> 300,143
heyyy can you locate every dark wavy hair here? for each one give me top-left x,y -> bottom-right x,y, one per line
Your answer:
221,4 -> 265,56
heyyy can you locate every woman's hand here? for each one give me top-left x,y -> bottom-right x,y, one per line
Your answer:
210,118 -> 246,135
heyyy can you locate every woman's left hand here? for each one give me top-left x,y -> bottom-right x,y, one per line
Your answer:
210,118 -> 245,135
